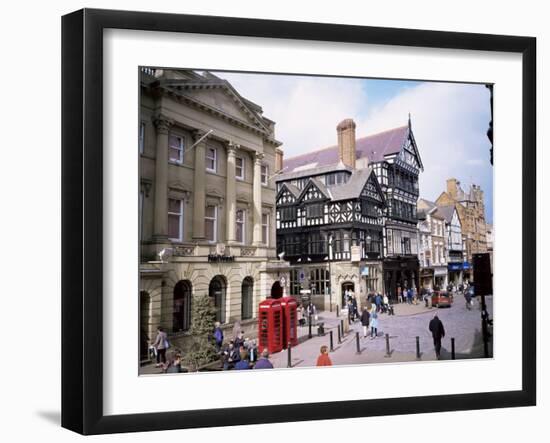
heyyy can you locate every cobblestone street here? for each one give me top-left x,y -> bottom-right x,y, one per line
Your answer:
141,296 -> 493,375
268,296 -> 493,368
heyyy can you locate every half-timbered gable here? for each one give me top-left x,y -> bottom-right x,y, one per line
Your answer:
276,183 -> 300,230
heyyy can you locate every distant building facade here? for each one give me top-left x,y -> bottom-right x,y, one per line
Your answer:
436,179 -> 488,281
139,69 -> 287,359
417,200 -> 448,290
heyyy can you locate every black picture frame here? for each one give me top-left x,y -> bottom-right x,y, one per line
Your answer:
62,8 -> 536,435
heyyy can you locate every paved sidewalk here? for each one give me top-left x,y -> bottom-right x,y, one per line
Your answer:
140,297 -> 492,374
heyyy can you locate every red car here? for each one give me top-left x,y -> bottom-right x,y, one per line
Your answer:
431,291 -> 453,308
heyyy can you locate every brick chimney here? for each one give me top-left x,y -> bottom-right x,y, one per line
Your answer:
337,119 -> 356,169
275,148 -> 284,172
446,178 -> 459,198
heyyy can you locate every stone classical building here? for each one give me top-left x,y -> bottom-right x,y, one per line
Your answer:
139,69 -> 288,359
277,116 -> 423,306
436,179 -> 487,281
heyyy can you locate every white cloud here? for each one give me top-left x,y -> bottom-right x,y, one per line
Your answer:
220,72 -> 367,156
360,82 -> 493,220
219,72 -> 493,222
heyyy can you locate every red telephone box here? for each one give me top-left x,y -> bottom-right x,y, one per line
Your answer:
280,296 -> 298,348
258,299 -> 283,354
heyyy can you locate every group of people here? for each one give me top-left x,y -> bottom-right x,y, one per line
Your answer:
297,302 -> 317,327
359,301 -> 380,339
344,290 -> 359,322
366,292 -> 394,315
214,322 -> 274,370
398,287 -> 418,304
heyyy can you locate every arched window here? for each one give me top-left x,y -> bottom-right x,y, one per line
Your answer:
209,276 -> 227,323
173,280 -> 192,332
241,277 -> 254,320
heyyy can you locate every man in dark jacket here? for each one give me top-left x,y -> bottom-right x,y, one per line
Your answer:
429,313 -> 446,359
360,307 -> 370,338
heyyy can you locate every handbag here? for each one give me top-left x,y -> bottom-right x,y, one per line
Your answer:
164,338 -> 171,349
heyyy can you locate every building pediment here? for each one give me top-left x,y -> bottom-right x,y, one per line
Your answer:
161,79 -> 270,135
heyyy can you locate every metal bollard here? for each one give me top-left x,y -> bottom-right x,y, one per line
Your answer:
336,304 -> 339,317
451,337 -> 456,360
340,319 -> 344,337
355,332 -> 361,354
287,342 -> 292,368
337,324 -> 342,344
416,336 -> 421,360
330,330 -> 334,352
384,333 -> 391,358
308,315 -> 312,339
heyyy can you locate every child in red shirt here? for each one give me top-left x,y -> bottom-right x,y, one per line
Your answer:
316,345 -> 333,366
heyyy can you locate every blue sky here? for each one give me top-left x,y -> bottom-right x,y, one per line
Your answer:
218,71 -> 493,223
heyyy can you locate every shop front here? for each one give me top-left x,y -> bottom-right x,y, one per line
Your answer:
447,261 -> 463,286
383,256 -> 420,303
419,268 -> 434,290
433,267 -> 448,290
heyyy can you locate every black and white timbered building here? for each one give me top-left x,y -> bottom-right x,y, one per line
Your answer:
276,117 -> 423,309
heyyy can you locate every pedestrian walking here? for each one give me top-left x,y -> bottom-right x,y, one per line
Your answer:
382,294 -> 389,313
213,321 -> 224,353
370,305 -> 379,338
347,297 -> 354,323
254,349 -> 274,369
375,293 -> 382,312
360,307 -> 370,338
152,326 -> 169,367
316,345 -> 333,366
464,289 -> 472,310
297,303 -> 305,327
352,295 -> 358,322
429,313 -> 446,359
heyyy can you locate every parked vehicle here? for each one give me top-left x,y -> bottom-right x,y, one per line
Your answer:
431,291 -> 453,308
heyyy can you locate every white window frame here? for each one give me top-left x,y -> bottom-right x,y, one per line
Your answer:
168,134 -> 184,165
168,198 -> 184,242
206,146 -> 217,172
205,205 -> 218,243
262,213 -> 269,246
139,121 -> 145,154
236,209 -> 246,244
235,156 -> 245,180
261,164 -> 268,185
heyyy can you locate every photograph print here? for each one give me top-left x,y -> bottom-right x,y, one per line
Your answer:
138,67 -> 494,375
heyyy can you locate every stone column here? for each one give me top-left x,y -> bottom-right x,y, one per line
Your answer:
192,130 -> 207,240
252,152 -> 264,246
226,143 -> 238,244
152,116 -> 173,241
